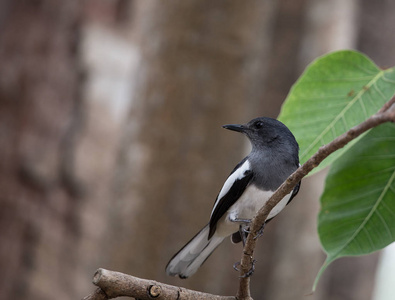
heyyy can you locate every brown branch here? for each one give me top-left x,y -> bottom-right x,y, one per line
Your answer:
82,288 -> 107,300
236,99 -> 395,299
378,95 -> 395,113
82,268 -> 236,300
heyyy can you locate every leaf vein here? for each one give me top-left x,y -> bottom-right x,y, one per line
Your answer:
382,202 -> 395,218
375,209 -> 393,240
300,71 -> 384,161
389,185 -> 395,195
373,82 -> 387,101
358,97 -> 368,119
363,227 -> 375,250
330,169 -> 395,258
382,74 -> 395,84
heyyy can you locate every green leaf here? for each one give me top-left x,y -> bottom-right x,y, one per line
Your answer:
278,50 -> 395,175
315,123 -> 395,288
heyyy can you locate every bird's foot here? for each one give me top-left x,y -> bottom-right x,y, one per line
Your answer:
233,259 -> 257,278
233,261 -> 241,272
239,224 -> 250,246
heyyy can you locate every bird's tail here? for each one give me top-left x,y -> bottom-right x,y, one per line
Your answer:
166,224 -> 224,278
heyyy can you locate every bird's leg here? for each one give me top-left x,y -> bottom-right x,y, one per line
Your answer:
231,217 -> 252,224
233,223 -> 262,276
230,216 -> 265,241
230,216 -> 251,245
232,221 -> 256,277
239,223 -> 249,246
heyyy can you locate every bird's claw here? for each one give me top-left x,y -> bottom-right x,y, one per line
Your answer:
233,261 -> 241,272
233,259 -> 257,278
243,227 -> 251,234
253,224 -> 265,240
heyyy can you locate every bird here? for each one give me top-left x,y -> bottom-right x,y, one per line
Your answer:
165,117 -> 300,279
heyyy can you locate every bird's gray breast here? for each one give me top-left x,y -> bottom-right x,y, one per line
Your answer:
249,150 -> 297,191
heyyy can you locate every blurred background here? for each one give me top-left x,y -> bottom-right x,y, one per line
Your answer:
1,1 -> 395,299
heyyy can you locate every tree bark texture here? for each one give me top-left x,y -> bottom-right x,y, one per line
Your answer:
84,268 -> 236,300
0,1 -> 84,299
0,1 -> 135,299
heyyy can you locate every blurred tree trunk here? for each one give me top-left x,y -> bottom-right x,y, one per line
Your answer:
104,0 -> 276,296
0,1 -> 138,299
358,0 -> 395,67
0,1 -> 84,299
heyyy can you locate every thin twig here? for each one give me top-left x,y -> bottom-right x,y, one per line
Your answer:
236,97 -> 395,299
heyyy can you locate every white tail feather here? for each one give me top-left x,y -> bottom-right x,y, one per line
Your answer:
166,224 -> 224,278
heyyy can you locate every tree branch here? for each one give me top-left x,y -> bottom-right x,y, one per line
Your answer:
82,268 -> 236,300
236,98 -> 395,299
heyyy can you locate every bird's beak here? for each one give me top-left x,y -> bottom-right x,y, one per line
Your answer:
222,124 -> 246,133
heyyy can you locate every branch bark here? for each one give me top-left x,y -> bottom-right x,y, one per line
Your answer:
82,268 -> 236,300
82,99 -> 395,300
236,99 -> 395,299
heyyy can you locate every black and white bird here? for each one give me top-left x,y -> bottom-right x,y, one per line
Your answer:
166,117 -> 300,278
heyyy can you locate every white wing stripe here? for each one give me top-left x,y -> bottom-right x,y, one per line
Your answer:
210,159 -> 251,217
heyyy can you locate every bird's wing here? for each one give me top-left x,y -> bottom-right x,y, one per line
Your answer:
285,163 -> 301,205
208,158 -> 254,239
286,180 -> 301,205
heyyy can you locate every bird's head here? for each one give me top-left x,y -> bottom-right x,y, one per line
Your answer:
223,117 -> 298,153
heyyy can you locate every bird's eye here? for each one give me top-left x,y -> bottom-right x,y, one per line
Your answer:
254,121 -> 264,129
